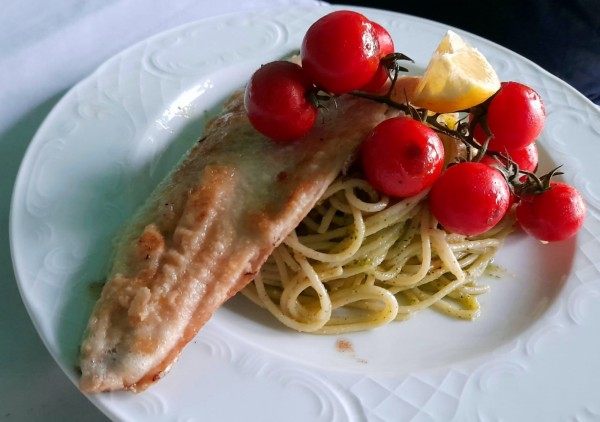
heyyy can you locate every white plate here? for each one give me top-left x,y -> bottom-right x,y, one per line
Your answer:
10,5 -> 600,421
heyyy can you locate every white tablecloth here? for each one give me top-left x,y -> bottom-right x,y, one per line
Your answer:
0,1 -> 319,420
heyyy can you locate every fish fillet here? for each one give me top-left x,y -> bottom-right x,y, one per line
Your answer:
79,89 -> 401,392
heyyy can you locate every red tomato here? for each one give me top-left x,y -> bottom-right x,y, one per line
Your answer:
301,11 -> 380,94
361,117 -> 444,197
372,21 -> 394,55
473,82 -> 546,151
244,61 -> 317,142
480,144 -> 538,206
429,162 -> 511,236
480,142 -> 539,174
516,182 -> 586,242
360,21 -> 395,93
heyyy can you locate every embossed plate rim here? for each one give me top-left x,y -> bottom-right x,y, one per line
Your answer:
10,4 -> 600,422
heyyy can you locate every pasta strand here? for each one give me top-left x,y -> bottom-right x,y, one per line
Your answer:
241,174 -> 513,334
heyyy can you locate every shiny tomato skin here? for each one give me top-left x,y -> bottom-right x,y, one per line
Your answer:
480,142 -> 539,174
361,117 -> 444,198
360,21 -> 395,93
244,61 -> 317,142
359,65 -> 390,94
371,21 -> 394,54
429,162 -> 511,236
474,82 -> 546,151
516,182 -> 586,242
301,11 -> 380,94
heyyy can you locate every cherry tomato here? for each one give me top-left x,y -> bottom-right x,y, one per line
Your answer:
361,117 -> 444,197
516,182 -> 586,242
301,11 -> 380,94
481,143 -> 538,208
474,81 -> 546,151
372,21 -> 394,56
244,61 -> 317,142
429,162 -> 511,236
480,144 -> 538,206
480,142 -> 539,174
360,21 -> 395,93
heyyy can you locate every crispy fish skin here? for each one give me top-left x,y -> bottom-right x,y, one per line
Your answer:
79,90 -> 401,392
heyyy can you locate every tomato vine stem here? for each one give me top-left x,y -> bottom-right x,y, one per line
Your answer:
347,63 -> 558,198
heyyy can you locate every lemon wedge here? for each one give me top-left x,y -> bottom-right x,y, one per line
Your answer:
412,30 -> 500,113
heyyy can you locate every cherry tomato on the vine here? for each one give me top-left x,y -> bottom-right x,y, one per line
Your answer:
480,142 -> 539,174
244,61 -> 317,142
516,182 -> 586,242
301,10 -> 380,94
361,117 -> 444,198
360,21 -> 395,93
429,162 -> 511,236
474,81 -> 546,152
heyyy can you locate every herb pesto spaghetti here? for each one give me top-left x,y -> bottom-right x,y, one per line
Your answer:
241,174 -> 514,334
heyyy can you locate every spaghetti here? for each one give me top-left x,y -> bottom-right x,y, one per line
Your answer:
241,173 -> 514,334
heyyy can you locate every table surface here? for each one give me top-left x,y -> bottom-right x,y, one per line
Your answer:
0,1 -> 318,421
